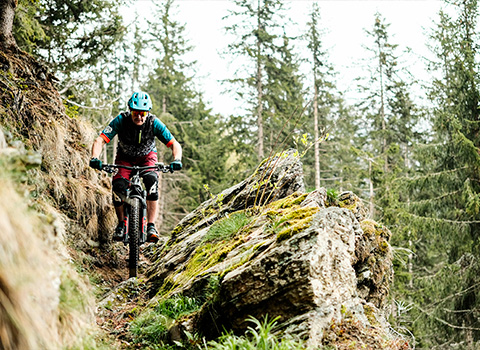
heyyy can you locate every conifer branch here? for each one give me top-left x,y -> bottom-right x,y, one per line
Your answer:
415,304 -> 480,331
404,212 -> 480,224
406,190 -> 462,205
394,165 -> 469,183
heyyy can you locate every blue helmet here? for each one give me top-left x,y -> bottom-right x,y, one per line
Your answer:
128,91 -> 152,111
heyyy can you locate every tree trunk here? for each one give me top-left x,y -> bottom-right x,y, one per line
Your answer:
0,0 -> 17,49
369,158 -> 375,218
313,77 -> 320,189
256,0 -> 264,160
377,42 -> 388,174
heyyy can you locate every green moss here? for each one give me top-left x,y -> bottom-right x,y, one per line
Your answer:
378,240 -> 390,254
339,199 -> 358,211
375,224 -> 391,240
360,219 -> 377,236
171,223 -> 184,238
266,205 -> 319,242
363,304 -> 379,326
220,248 -> 257,278
268,192 -> 308,210
170,212 -> 204,238
360,220 -> 391,258
276,216 -> 313,241
360,219 -> 391,238
158,237 -> 245,299
338,192 -> 361,212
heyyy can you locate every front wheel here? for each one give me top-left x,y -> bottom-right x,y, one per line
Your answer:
128,198 -> 141,278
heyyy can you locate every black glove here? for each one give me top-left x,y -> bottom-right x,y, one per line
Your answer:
170,159 -> 182,171
89,157 -> 103,170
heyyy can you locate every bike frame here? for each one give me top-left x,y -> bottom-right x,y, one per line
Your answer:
102,162 -> 173,278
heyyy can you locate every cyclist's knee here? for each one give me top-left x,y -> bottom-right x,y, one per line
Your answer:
143,172 -> 159,201
112,178 -> 129,206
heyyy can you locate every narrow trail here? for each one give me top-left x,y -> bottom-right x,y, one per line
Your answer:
73,242 -> 158,348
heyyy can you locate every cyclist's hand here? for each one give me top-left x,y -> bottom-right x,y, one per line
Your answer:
89,157 -> 103,170
170,159 -> 182,171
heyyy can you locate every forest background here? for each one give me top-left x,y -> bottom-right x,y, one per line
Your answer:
12,0 -> 480,348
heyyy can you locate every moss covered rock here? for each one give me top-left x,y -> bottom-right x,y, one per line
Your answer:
143,152 -> 403,348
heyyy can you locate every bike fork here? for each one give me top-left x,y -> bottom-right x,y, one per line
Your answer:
123,207 -> 130,245
140,190 -> 147,244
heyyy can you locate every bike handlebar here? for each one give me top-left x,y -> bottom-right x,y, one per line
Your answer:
101,163 -> 174,174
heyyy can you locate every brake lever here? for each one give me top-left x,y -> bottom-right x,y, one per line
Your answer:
102,166 -> 117,174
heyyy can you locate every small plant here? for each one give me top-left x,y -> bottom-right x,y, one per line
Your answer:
326,188 -> 339,207
63,97 -> 79,119
203,184 -> 225,213
203,316 -> 306,350
155,295 -> 201,319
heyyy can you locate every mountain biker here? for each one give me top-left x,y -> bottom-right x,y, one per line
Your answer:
89,91 -> 182,243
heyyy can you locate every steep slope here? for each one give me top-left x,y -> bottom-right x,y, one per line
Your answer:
0,43 -> 117,349
0,46 -> 116,244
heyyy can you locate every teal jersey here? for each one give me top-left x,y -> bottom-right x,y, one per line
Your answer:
100,112 -> 174,157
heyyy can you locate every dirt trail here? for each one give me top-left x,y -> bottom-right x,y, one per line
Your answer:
72,242 -> 157,348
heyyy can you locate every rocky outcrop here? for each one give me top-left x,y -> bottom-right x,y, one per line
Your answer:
145,150 -> 409,349
146,149 -> 305,283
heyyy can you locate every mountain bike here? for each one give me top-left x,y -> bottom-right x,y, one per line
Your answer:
102,162 -> 173,278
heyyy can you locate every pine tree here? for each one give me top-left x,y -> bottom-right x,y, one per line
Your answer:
11,0 -> 129,138
356,13 -> 420,219
225,0 -> 301,162
142,0 -> 230,231
11,0 -> 45,50
13,0 -> 126,77
302,3 -> 347,191
263,30 -> 305,155
388,1 -> 480,347
145,0 -> 196,117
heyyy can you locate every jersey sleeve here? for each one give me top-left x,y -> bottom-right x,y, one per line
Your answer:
100,114 -> 124,143
153,117 -> 175,147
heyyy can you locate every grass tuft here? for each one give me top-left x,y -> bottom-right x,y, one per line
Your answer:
203,212 -> 251,243
203,316 -> 306,350
129,295 -> 201,349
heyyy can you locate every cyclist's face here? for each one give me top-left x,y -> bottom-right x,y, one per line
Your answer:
131,110 -> 149,125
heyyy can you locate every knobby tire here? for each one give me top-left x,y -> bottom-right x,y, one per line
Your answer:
129,198 -> 141,278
